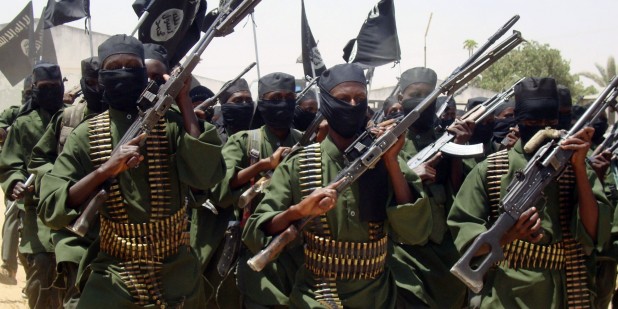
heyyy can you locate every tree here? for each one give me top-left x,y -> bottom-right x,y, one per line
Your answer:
472,41 -> 596,102
463,39 -> 478,57
578,56 -> 616,88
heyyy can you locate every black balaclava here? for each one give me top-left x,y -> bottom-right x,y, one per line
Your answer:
257,72 -> 296,129
293,90 -> 317,131
219,78 -> 254,133
190,85 -> 215,103
466,97 -> 493,144
514,77 -> 559,146
31,62 -> 64,114
383,96 -> 403,120
98,34 -> 148,114
492,99 -> 516,141
21,75 -> 33,105
591,114 -> 608,146
318,63 -> 367,138
399,67 -> 438,131
557,85 -> 573,130
80,57 -> 106,113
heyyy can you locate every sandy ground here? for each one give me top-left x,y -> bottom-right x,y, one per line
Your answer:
0,190 -> 28,309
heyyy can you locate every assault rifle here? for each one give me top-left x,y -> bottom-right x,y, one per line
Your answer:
194,61 -> 257,111
587,89 -> 618,159
237,77 -> 322,209
66,0 -> 263,237
450,75 -> 618,293
407,78 -> 524,169
247,15 -> 525,272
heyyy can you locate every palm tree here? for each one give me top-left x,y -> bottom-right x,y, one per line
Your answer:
578,56 -> 616,88
463,39 -> 478,57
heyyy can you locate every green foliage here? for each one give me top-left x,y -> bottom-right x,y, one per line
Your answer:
472,41 -> 596,103
578,56 -> 616,88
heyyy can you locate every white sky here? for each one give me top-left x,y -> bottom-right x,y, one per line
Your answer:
0,0 -> 616,89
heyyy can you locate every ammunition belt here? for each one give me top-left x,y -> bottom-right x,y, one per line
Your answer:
303,230 -> 387,280
499,239 -> 565,270
99,207 -> 190,261
487,149 -> 509,221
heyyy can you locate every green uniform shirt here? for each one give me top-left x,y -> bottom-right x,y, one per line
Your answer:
0,105 -> 21,129
210,125 -> 302,306
390,129 -> 467,308
38,108 -> 225,307
0,108 -> 57,254
448,141 -> 612,308
29,104 -> 99,265
243,136 -> 432,308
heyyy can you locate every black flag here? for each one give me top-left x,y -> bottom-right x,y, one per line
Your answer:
133,0 -> 206,67
43,0 -> 89,29
301,0 -> 326,78
342,0 -> 400,68
0,2 -> 34,86
35,10 -> 58,64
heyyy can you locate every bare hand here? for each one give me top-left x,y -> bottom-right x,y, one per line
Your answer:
412,152 -> 442,183
291,179 -> 342,218
11,181 -> 33,201
100,134 -> 146,178
448,119 -> 475,144
560,127 -> 593,167
590,150 -> 611,179
384,131 -> 406,162
501,207 -> 543,245
262,147 -> 291,170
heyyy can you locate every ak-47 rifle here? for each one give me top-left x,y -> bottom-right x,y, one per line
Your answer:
237,77 -> 322,209
66,0 -> 263,237
247,15 -> 525,272
194,61 -> 257,111
587,89 -> 618,160
407,78 -> 524,169
4,174 -> 35,217
450,75 -> 618,293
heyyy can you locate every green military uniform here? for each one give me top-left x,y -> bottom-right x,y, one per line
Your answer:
38,108 -> 225,308
389,129 -> 468,308
29,100 -> 99,308
448,141 -> 612,308
0,105 -> 21,130
210,125 -> 302,307
0,106 -> 62,308
243,136 -> 431,308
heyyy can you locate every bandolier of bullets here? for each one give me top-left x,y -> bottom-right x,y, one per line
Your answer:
488,151 -> 591,307
298,144 -> 342,309
89,113 -> 190,307
557,166 -> 591,308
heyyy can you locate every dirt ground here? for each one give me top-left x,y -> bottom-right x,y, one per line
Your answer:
0,190 -> 28,309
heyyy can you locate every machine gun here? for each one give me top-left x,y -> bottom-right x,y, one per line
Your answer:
407,78 -> 524,169
194,61 -> 256,111
66,0 -> 263,237
450,75 -> 618,293
247,15 -> 525,272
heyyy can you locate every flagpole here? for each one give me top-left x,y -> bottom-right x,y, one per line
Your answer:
130,0 -> 157,37
424,12 -> 433,68
87,16 -> 94,58
250,13 -> 261,80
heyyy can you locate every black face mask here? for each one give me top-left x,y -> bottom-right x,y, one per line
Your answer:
591,118 -> 609,145
32,85 -> 64,113
470,122 -> 494,144
257,99 -> 295,129
320,89 -> 368,138
21,90 -> 32,105
402,97 -> 435,131
293,106 -> 316,131
518,124 -> 545,147
80,78 -> 105,113
99,68 -> 148,113
221,102 -> 254,134
557,113 -> 572,131
493,117 -> 516,140
439,118 -> 454,130
385,111 -> 404,121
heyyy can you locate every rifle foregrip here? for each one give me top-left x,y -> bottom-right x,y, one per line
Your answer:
66,188 -> 109,237
450,214 -> 515,293
247,224 -> 299,272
